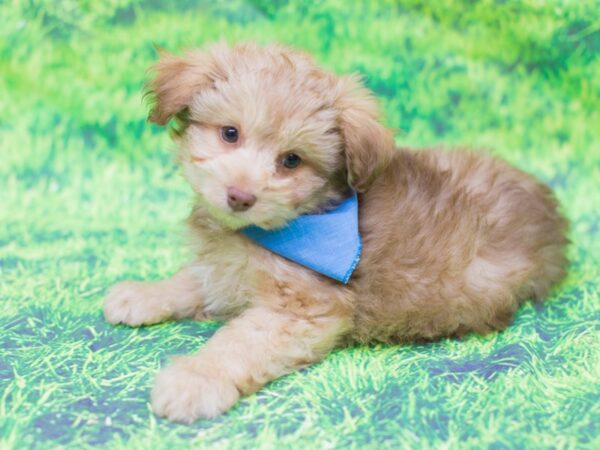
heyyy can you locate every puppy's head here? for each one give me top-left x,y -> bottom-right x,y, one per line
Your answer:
147,42 -> 394,229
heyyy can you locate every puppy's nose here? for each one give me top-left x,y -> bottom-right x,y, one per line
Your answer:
227,187 -> 257,212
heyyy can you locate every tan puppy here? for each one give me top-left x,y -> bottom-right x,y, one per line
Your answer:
103,42 -> 569,422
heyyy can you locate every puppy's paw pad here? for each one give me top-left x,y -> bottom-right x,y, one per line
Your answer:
103,281 -> 169,326
151,361 -> 239,422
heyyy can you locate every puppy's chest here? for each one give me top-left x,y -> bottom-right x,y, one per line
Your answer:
189,230 -> 266,318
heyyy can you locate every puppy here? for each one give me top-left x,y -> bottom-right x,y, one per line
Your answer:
103,42 -> 569,422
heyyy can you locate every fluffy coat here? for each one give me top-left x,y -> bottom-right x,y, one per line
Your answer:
103,42 -> 568,422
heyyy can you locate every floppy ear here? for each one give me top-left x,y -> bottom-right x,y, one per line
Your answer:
146,50 -> 219,126
335,75 -> 395,192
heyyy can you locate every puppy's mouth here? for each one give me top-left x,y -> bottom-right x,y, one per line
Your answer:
195,194 -> 299,231
196,195 -> 254,230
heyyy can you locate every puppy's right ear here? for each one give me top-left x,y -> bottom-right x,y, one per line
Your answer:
146,50 -> 218,126
335,75 -> 395,192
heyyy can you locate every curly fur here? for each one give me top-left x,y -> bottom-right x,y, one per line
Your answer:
104,42 -> 569,422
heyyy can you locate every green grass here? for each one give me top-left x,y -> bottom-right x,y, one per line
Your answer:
1,0 -> 599,448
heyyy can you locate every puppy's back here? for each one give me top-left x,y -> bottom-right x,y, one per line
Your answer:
350,149 -> 568,343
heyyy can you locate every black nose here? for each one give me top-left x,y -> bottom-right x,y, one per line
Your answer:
227,187 -> 257,212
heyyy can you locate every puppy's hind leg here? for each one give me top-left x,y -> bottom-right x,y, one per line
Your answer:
103,265 -> 205,327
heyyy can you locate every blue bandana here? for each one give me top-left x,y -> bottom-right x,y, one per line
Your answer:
241,193 -> 362,283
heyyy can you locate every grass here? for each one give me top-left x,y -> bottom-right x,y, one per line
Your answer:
1,0 -> 599,448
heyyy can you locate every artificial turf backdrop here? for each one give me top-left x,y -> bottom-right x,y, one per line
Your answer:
1,0 -> 599,448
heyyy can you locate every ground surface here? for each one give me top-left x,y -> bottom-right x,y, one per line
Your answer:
1,1 -> 599,449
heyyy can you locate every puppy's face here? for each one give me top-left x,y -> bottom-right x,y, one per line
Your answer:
177,66 -> 345,229
148,43 -> 395,229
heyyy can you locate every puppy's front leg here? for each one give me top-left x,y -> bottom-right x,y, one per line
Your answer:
151,304 -> 351,422
103,265 -> 205,326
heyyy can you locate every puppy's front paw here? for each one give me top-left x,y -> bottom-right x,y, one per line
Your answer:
151,358 -> 240,422
103,281 -> 171,326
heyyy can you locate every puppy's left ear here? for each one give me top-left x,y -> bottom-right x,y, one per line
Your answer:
335,75 -> 395,192
146,49 -> 219,126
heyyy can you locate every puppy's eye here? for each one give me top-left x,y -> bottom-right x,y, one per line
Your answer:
282,153 -> 302,169
220,126 -> 239,143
